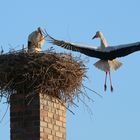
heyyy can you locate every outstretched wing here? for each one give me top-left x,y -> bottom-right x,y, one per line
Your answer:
106,42 -> 140,59
46,32 -> 140,60
46,33 -> 111,59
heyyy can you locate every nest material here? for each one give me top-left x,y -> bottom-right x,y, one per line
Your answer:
0,50 -> 86,105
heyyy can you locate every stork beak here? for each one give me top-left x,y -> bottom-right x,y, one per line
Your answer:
92,35 -> 97,39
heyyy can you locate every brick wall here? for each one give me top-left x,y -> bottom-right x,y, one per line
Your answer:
10,93 -> 66,140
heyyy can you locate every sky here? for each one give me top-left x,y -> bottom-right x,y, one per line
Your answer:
0,0 -> 140,140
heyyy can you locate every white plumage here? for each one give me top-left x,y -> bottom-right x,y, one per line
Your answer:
94,59 -> 122,72
28,27 -> 45,53
92,31 -> 122,73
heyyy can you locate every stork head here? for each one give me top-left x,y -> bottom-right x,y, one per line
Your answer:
92,31 -> 103,39
37,27 -> 43,35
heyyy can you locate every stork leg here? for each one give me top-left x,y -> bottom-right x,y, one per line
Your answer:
109,71 -> 113,92
104,71 -> 107,91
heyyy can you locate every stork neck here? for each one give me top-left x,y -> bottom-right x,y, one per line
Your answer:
100,35 -> 108,48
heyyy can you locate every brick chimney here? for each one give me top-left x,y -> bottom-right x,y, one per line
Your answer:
10,93 -> 66,140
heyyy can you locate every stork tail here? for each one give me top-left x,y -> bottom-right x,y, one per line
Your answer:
94,59 -> 122,72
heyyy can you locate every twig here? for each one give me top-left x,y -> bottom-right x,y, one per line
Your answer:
79,97 -> 93,115
0,104 -> 9,123
82,85 -> 102,98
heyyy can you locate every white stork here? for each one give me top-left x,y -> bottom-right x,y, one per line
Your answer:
46,31 -> 140,92
28,27 -> 45,53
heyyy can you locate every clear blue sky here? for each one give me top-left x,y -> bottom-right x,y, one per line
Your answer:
0,0 -> 140,140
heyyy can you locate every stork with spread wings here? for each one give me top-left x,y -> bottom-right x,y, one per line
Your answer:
45,31 -> 140,92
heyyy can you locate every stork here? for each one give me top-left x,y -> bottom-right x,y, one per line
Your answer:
28,27 -> 45,53
46,31 -> 140,92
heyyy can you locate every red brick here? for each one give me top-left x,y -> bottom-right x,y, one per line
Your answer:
10,94 -> 66,140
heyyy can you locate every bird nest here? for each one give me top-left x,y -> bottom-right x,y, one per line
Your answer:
0,50 -> 86,105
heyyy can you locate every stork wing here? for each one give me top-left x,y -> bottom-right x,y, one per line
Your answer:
46,32 -> 140,60
46,33 -> 110,59
106,42 -> 140,59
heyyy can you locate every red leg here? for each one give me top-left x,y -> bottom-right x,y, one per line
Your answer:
104,71 -> 107,91
109,71 -> 113,92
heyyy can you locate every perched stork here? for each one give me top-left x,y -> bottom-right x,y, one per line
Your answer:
28,27 -> 45,53
46,31 -> 140,92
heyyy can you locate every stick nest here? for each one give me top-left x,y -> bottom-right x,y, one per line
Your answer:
0,50 -> 86,105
